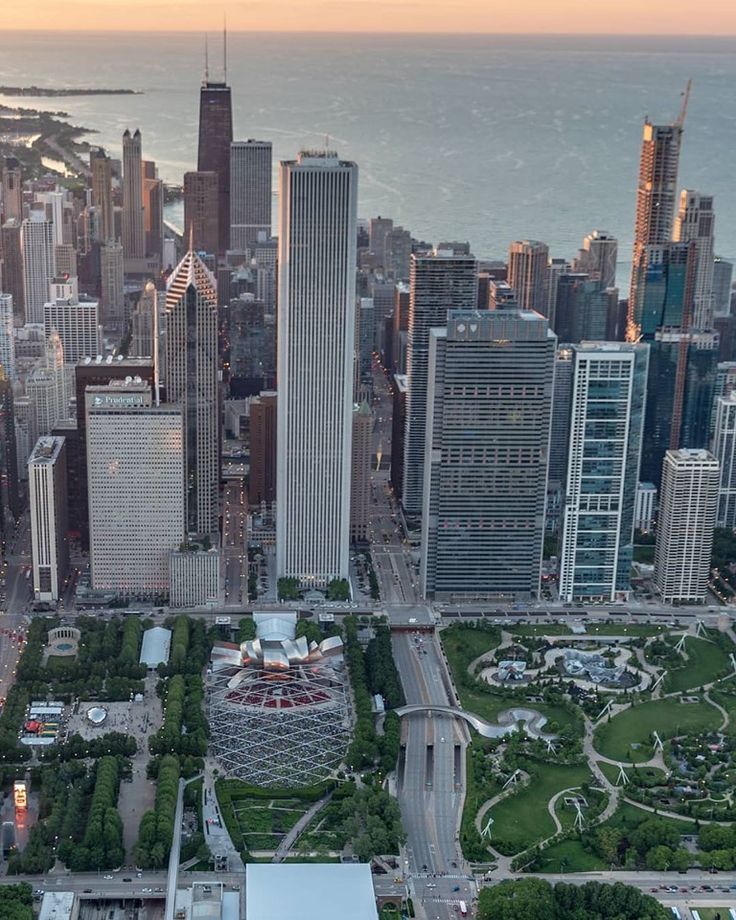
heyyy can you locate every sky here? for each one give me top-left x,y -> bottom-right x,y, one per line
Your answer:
9,0 -> 736,34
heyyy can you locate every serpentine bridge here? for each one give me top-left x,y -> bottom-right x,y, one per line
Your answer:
395,704 -> 557,742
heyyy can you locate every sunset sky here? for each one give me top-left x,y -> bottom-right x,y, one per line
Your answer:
8,0 -> 736,34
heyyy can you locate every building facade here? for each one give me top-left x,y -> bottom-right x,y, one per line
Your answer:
654,448 -> 718,604
713,392 -> 736,528
122,129 -> 146,260
350,401 -> 372,543
673,189 -> 716,330
230,140 -> 272,250
87,386 -> 184,595
420,310 -> 556,599
276,151 -> 357,586
558,343 -> 648,602
507,240 -> 549,314
21,214 -> 56,324
248,390 -> 276,507
197,79 -> 233,254
402,250 -> 477,514
29,436 -> 68,602
183,171 -> 219,256
164,250 -> 219,537
169,546 -> 220,607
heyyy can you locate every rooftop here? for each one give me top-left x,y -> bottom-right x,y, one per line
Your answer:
245,863 -> 378,920
139,626 -> 172,668
29,435 -> 64,465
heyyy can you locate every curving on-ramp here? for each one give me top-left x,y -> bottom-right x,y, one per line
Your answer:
395,703 -> 557,741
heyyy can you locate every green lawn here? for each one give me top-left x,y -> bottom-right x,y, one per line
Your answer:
594,699 -> 722,762
599,801 -> 698,834
441,625 -> 501,677
488,759 -> 593,855
694,909 -> 732,920
710,689 -> 736,733
663,635 -> 732,693
536,838 -> 606,873
597,762 -> 667,787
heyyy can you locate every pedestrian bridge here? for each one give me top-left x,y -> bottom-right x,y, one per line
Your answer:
395,704 -> 557,741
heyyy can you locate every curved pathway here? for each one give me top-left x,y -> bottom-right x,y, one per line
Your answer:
396,703 -> 557,742
272,792 -> 332,863
704,690 -> 730,733
547,786 -> 581,835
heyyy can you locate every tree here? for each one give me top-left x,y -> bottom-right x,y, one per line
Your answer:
477,879 -> 558,920
645,845 -> 674,871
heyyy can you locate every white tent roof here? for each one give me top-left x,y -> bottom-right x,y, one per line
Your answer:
139,626 -> 172,667
246,864 -> 378,920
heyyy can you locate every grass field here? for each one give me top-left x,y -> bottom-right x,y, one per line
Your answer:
536,838 -> 606,873
663,635 -> 732,693
597,761 -> 667,787
441,625 -> 501,677
710,689 -> 736,732
488,759 -> 593,855
594,699 -> 722,762
694,909 -> 733,920
600,801 -> 698,833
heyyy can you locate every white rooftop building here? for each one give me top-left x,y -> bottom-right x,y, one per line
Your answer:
139,626 -> 172,668
245,863 -> 378,920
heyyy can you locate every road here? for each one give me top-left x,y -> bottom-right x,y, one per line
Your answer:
221,480 -> 247,606
369,363 -> 420,605
393,628 -> 472,920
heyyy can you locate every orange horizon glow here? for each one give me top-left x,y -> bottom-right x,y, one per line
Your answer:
6,1 -> 736,35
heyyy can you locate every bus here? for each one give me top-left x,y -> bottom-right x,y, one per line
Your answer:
458,901 -> 467,917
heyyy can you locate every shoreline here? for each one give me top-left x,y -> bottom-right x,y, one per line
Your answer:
0,85 -> 140,97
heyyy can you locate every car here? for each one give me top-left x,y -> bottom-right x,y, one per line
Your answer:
123,878 -> 132,882
103,874 -> 113,880
83,889 -> 93,894
453,886 -> 461,892
142,887 -> 152,892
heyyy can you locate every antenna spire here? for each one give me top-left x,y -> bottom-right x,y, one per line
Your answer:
676,78 -> 692,128
223,14 -> 228,84
204,34 -> 209,85
189,221 -> 194,253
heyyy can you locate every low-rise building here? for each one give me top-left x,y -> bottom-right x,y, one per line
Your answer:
170,544 -> 220,607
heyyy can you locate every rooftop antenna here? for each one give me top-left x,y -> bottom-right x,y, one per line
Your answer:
204,34 -> 210,85
188,220 -> 194,253
676,79 -> 692,128
223,14 -> 228,84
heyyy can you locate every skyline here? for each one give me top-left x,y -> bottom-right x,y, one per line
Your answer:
6,1 -> 736,35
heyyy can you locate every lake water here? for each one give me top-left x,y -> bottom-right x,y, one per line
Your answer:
1,31 -> 735,280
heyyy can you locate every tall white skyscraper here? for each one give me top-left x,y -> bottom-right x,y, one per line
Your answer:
230,140 -> 272,250
21,213 -> 56,324
122,128 -> 145,260
164,249 -> 219,536
26,332 -> 68,442
673,189 -> 716,330
713,392 -> 736,528
402,250 -> 477,514
558,343 -> 649,602
654,448 -> 719,604
87,382 -> 184,595
28,435 -> 68,602
276,150 -> 357,586
0,294 -> 15,380
43,277 -> 102,364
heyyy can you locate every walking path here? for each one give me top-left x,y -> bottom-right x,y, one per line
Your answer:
272,793 -> 332,863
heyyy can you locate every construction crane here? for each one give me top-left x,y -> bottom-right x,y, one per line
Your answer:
676,79 -> 692,128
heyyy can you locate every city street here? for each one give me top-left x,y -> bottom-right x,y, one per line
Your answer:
221,480 -> 247,606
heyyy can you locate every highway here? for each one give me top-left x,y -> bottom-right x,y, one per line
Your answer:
393,628 -> 472,920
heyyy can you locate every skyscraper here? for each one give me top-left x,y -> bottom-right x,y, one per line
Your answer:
1,157 -> 22,223
122,129 -> 145,260
558,343 -> 648,602
276,150 -> 357,586
402,250 -> 477,514
654,448 -> 718,604
164,249 -> 219,537
573,230 -> 618,290
673,190 -> 716,330
197,67 -> 233,255
350,401 -> 372,543
21,213 -> 55,324
713,257 -> 733,317
0,368 -> 20,552
143,162 -> 164,261
90,148 -> 115,244
713,392 -> 736,528
1,219 -> 24,322
28,435 -> 68,602
420,309 -> 555,599
100,241 -> 125,329
87,382 -> 184,596
43,276 -> 102,364
183,171 -> 219,256
248,390 -> 277,507
230,140 -> 272,250
0,294 -> 15,381
628,96 -> 687,338
507,240 -> 549,314
26,332 -> 68,442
